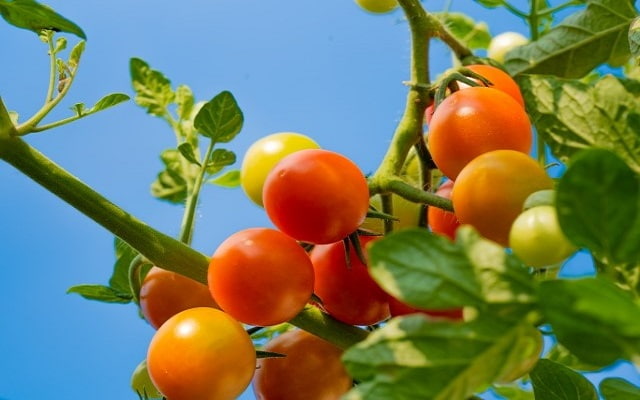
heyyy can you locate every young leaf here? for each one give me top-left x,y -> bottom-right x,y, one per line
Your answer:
130,58 -> 175,117
66,284 -> 132,304
88,93 -> 130,114
68,40 -> 85,68
471,0 -> 505,8
151,149 -> 197,203
175,85 -> 195,121
600,377 -> 640,400
111,237 -> 138,294
177,142 -> 201,166
492,385 -> 534,400
530,359 -> 598,400
367,226 -> 535,310
505,0 -> 636,78
631,17 -> 640,65
434,12 -> 491,50
556,149 -> 640,266
194,91 -> 243,143
206,148 -> 236,175
342,313 -> 541,400
538,277 -> 640,366
520,75 -> 640,173
208,169 -> 240,188
0,0 -> 86,39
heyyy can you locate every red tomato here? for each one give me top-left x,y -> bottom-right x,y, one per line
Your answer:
147,307 -> 256,400
310,235 -> 390,326
253,329 -> 353,400
263,149 -> 370,244
428,87 -> 532,180
208,228 -> 314,326
140,266 -> 219,329
427,180 -> 460,240
387,294 -> 463,320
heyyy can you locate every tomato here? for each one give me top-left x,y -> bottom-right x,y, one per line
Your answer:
424,103 -> 435,125
360,193 -> 421,233
147,307 -> 256,400
240,132 -> 320,207
130,359 -> 162,399
495,327 -> 543,384
487,31 -> 529,64
311,235 -> 390,326
139,266 -> 219,329
354,0 -> 398,14
253,329 -> 353,400
427,180 -> 460,240
388,294 -> 463,320
208,228 -> 314,326
428,87 -> 532,180
452,150 -> 554,246
460,64 -> 524,107
263,149 -> 370,244
509,205 -> 577,268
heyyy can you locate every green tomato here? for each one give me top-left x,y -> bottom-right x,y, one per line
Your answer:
354,0 -> 398,14
361,193 -> 422,233
130,360 -> 163,399
509,205 -> 577,268
487,31 -> 528,63
240,132 -> 319,207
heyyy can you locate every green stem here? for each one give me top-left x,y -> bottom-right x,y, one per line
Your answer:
529,0 -> 540,41
502,2 -> 528,19
0,136 -> 368,349
537,1 -> 579,18
0,98 -> 16,139
179,140 -> 214,245
45,31 -> 57,104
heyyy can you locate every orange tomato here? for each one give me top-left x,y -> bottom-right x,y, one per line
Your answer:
460,64 -> 525,107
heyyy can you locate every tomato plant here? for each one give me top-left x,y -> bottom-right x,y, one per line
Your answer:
253,329 -> 353,400
427,180 -> 460,240
427,86 -> 532,180
208,228 -> 314,326
354,0 -> 398,14
240,132 -> 320,207
509,205 -> 577,267
388,294 -> 463,320
139,266 -> 219,329
452,150 -> 554,246
310,235 -> 390,326
146,307 -> 256,400
130,359 -> 163,399
263,149 -> 370,244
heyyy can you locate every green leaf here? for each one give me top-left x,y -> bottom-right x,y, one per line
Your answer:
530,359 -> 598,400
111,238 -> 138,294
600,378 -> 640,400
206,148 -> 236,174
538,277 -> 640,366
194,91 -> 243,142
66,284 -> 132,304
556,149 -> 640,266
520,75 -> 640,174
367,226 -> 536,310
130,58 -> 175,117
68,40 -> 84,68
151,149 -> 198,203
434,12 -> 491,50
631,17 -> 640,65
545,344 -> 602,372
0,0 -> 86,39
472,0 -> 505,8
177,142 -> 200,166
342,314 -> 541,400
175,85 -> 195,121
208,169 -> 240,188
505,0 -> 637,78
492,385 -> 534,400
89,93 -> 130,114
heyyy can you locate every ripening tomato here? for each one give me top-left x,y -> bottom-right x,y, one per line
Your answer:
354,0 -> 398,14
509,205 -> 577,268
428,87 -> 532,180
452,150 -> 554,246
263,149 -> 370,244
130,359 -> 162,399
311,235 -> 390,326
460,64 -> 524,107
208,228 -> 314,326
253,329 -> 353,400
488,31 -> 529,64
240,132 -> 320,207
147,307 -> 256,400
388,294 -> 463,321
427,180 -> 460,240
140,266 -> 219,329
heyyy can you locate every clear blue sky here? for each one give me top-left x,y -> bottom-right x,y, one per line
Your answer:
1,1 -> 638,399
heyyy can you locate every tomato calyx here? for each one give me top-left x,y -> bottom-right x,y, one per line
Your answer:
433,67 -> 493,107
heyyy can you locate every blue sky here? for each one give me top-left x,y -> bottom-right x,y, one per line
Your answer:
1,1 -> 638,399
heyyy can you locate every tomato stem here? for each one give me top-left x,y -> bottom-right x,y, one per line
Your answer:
0,98 -> 16,139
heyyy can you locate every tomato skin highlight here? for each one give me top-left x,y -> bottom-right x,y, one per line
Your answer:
452,150 -> 554,246
509,205 -> 577,267
241,132 -> 320,207
428,87 -> 532,180
140,266 -> 219,329
427,180 -> 460,240
208,228 -> 314,326
311,235 -> 390,326
147,307 -> 256,400
253,329 -> 353,400
263,149 -> 370,244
